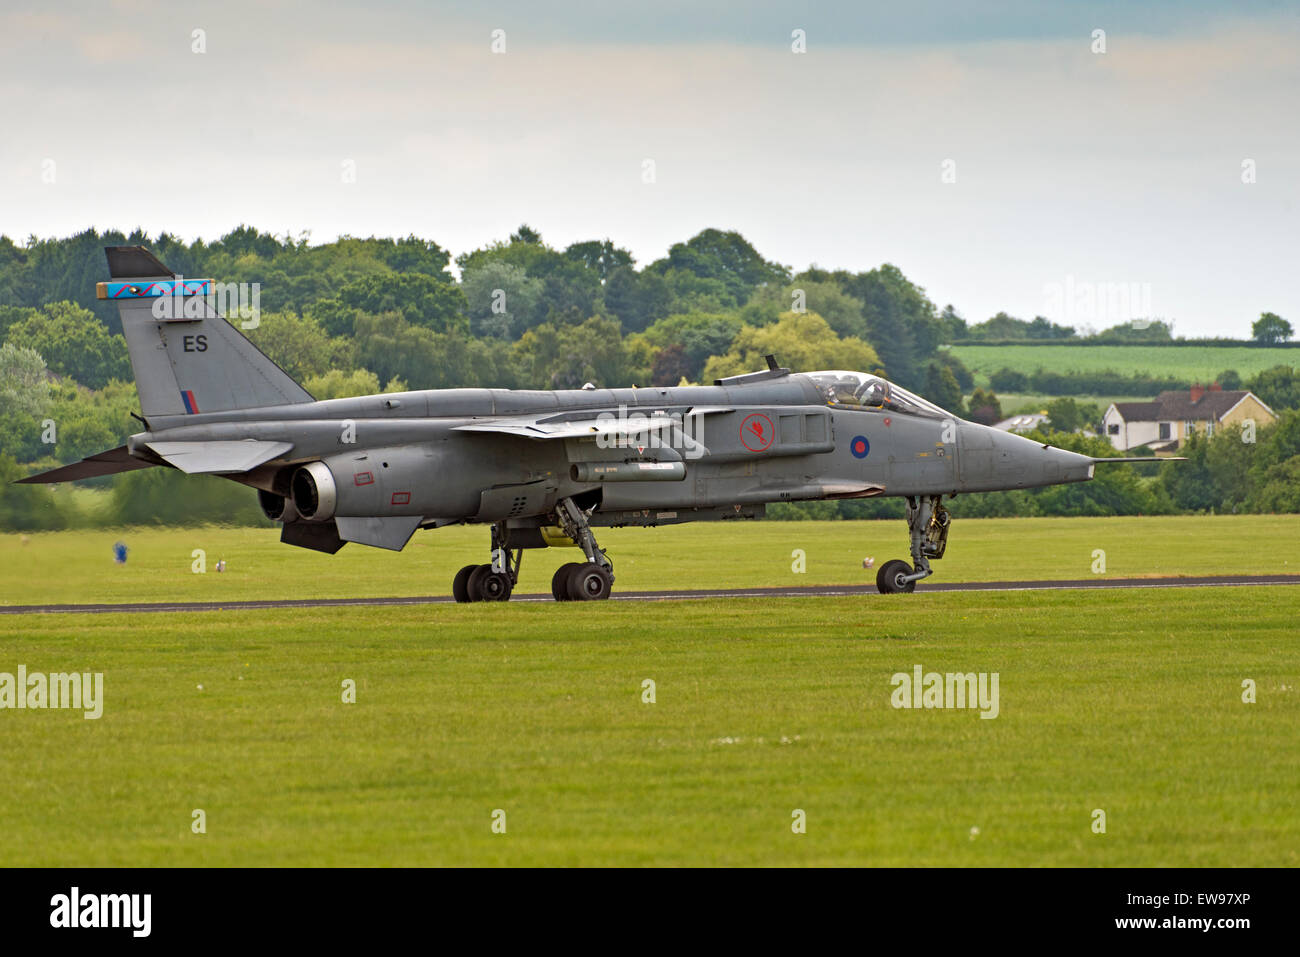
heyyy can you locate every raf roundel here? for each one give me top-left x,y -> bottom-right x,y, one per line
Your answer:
850,435 -> 870,459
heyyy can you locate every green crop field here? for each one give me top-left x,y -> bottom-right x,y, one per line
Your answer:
1,517 -> 1297,866
991,394 -> 1154,416
949,344 -> 1297,385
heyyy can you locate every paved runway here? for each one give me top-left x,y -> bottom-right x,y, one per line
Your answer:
3,574 -> 1298,615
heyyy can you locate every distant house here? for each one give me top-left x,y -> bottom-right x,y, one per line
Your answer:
1102,384 -> 1276,453
993,413 -> 1049,434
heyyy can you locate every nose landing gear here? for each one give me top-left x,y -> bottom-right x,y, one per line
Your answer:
876,495 -> 950,595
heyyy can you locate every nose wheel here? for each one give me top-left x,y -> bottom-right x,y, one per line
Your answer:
876,559 -> 917,594
875,495 -> 950,595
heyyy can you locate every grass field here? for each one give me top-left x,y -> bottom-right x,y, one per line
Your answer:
2,517 -> 1297,866
3,515 -> 1299,606
2,590 -> 1297,866
949,344 -> 1297,385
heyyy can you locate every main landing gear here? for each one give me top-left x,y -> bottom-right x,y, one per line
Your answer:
451,497 -> 616,603
550,497 -> 614,602
876,495 -> 950,595
453,522 -> 520,603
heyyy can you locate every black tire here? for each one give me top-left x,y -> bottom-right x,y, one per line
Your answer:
566,562 -> 613,601
466,564 -> 493,602
876,559 -> 916,594
552,562 -> 582,601
476,569 -> 513,602
452,564 -> 478,603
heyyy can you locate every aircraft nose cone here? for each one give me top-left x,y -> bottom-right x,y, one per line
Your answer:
958,423 -> 1094,491
1044,443 -> 1095,484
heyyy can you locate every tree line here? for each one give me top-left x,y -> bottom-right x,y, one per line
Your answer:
986,365 -> 1300,409
1,226 -> 1298,529
956,311 -> 1294,345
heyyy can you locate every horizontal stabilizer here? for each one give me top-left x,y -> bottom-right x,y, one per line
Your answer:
145,440 -> 293,474
16,446 -> 158,484
335,516 -> 423,551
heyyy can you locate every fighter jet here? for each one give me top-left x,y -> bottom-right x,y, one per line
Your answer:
20,246 -> 1165,599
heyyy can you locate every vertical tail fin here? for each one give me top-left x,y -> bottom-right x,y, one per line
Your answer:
102,245 -> 313,418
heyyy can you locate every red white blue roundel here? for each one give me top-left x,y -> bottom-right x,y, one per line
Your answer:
850,435 -> 870,458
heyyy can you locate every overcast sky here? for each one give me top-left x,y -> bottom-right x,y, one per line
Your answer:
2,0 -> 1297,336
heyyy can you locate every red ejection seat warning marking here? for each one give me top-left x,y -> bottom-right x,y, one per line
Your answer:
391,491 -> 411,505
739,413 -> 774,452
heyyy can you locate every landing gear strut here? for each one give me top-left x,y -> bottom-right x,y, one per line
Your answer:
550,497 -> 614,602
453,522 -> 521,603
876,495 -> 950,595
451,499 -> 616,603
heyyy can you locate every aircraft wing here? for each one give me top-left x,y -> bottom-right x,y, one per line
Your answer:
452,417 -> 602,439
144,440 -> 294,474
452,407 -> 732,441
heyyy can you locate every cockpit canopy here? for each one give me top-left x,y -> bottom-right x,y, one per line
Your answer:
804,370 -> 952,418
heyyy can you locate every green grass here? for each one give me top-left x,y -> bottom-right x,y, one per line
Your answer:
3,515 -> 1297,606
950,343 -> 1297,386
1,588 -> 1296,866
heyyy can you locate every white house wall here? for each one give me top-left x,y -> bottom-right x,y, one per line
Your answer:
1102,407 -> 1161,451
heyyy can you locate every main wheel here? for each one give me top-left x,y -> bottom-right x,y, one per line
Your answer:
475,568 -> 513,602
466,563 -> 493,602
552,562 -> 583,601
452,564 -> 478,603
876,559 -> 916,594
566,562 -> 613,601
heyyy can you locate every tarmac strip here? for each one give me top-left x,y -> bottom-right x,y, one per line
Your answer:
3,574 -> 1299,615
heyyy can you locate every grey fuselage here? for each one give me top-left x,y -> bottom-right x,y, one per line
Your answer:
126,373 -> 1096,539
